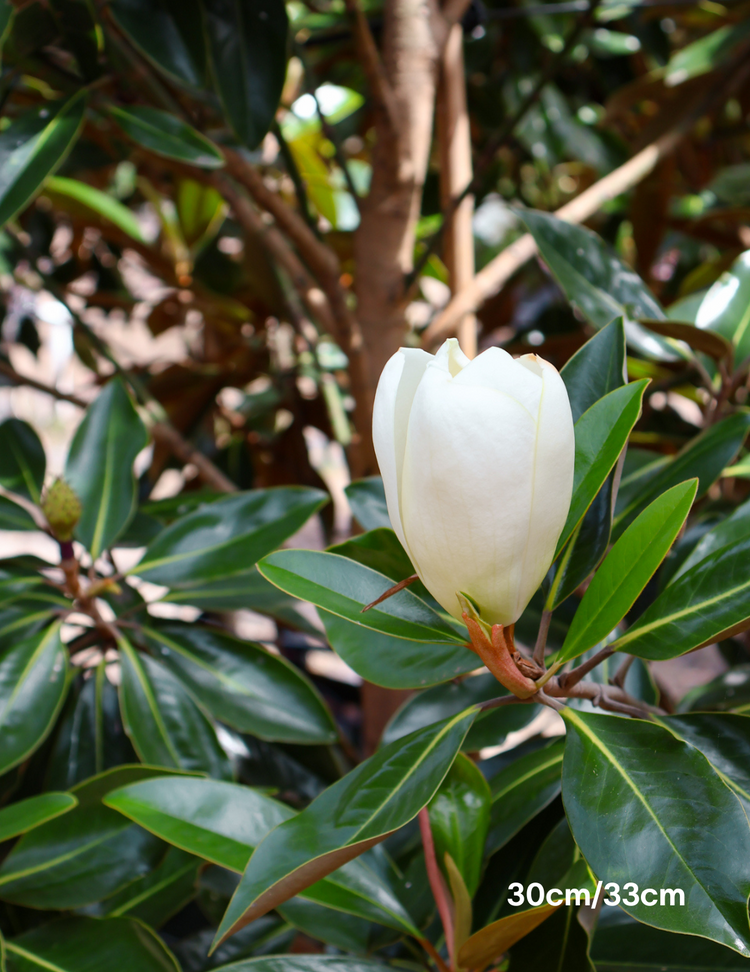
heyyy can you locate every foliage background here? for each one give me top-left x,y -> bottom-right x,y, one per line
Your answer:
2,0 -> 750,968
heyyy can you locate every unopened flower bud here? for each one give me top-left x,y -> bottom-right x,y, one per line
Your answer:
373,338 -> 575,626
42,478 -> 82,542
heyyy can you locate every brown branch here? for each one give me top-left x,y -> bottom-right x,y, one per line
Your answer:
361,574 -> 419,611
557,646 -> 615,691
342,0 -> 401,136
0,360 -> 236,493
533,609 -> 553,667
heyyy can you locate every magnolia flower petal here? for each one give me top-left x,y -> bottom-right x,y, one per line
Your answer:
372,347 -> 433,551
433,338 -> 470,376
452,346 -> 544,418
513,355 -> 575,618
401,363 -> 538,625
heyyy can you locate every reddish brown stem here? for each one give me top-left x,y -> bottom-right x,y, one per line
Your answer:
418,807 -> 455,968
361,574 -> 419,612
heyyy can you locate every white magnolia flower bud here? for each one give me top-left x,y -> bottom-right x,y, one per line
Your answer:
372,338 -> 575,626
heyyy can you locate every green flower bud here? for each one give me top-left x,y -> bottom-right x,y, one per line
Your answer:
42,478 -> 82,542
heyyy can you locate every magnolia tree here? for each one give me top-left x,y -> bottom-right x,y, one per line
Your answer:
3,0 -> 750,970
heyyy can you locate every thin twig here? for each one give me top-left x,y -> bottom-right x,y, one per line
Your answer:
342,0 -> 400,137
272,119 -> 320,237
558,646 -> 615,691
612,654 -> 636,689
533,609 -> 553,667
361,574 -> 419,612
310,87 -> 362,209
418,807 -> 455,968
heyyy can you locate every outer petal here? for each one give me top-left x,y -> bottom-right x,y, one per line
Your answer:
452,346 -> 543,417
512,354 -> 575,618
372,347 -> 433,551
400,360 -> 538,625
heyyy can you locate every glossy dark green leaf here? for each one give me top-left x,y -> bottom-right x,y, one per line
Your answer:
110,0 -> 206,87
639,317 -> 733,361
108,104 -> 225,168
65,378 -> 148,558
320,611 -> 478,688
0,766 -> 181,908
105,776 -> 420,935
118,636 -> 231,779
428,753 -> 491,896
0,497 -> 36,531
560,317 -> 627,423
382,672 -> 540,751
344,478 -> 390,532
202,0 -> 288,148
0,792 -> 76,842
210,959 -> 387,972
549,320 -> 627,606
259,550 -> 464,644
678,666 -> 750,714
4,916 -> 180,972
659,714 -> 750,814
329,528 -> 417,587
45,176 -> 146,242
0,622 -> 68,775
142,623 -> 336,744
559,480 -> 696,663
161,565 -> 320,635
277,898 -> 370,953
562,709 -> 750,954
0,419 -> 45,502
486,739 -> 564,855
611,533 -> 750,659
46,662 -> 137,789
133,487 -> 328,589
213,709 -> 476,946
520,210 -> 675,359
85,846 -> 201,927
0,93 -> 86,229
592,907 -> 750,970
671,495 -> 750,584
695,252 -> 750,365
613,412 -> 750,540
555,380 -> 648,557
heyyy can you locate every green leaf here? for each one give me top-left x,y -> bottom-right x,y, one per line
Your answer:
592,907 -> 750,970
486,739 -> 564,855
133,487 -> 328,589
319,612 -> 478,689
670,494 -> 750,584
639,317 -> 733,361
0,793 -> 77,842
209,959 -> 387,972
550,319 -> 627,606
0,0 -> 14,64
329,528 -> 418,587
0,93 -> 86,229
554,380 -> 649,559
109,0 -> 207,87
0,766 -> 183,908
65,378 -> 148,558
161,565 -> 320,635
45,175 -> 146,242
562,709 -> 750,954
678,666 -> 750,714
558,480 -> 697,663
118,636 -> 232,779
695,251 -> 750,364
613,412 -> 750,540
0,419 -> 45,502
428,753 -> 491,896
560,317 -> 627,423
108,104 -> 225,169
659,714 -> 750,814
212,709 -> 476,947
4,916 -> 180,972
382,672 -> 540,751
46,662 -> 137,789
519,210 -> 676,359
142,623 -> 337,744
0,622 -> 68,776
0,497 -> 36,531
665,20 -> 750,85
104,776 -> 420,936
85,846 -> 201,927
202,0 -> 288,148
344,478 -> 390,532
611,532 -> 750,659
277,899 -> 370,954
258,550 -> 464,644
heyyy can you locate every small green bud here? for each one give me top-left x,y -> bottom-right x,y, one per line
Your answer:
42,478 -> 82,542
